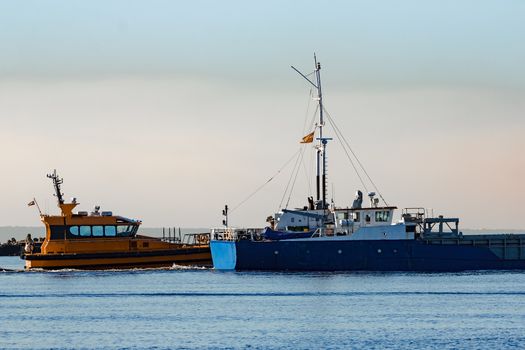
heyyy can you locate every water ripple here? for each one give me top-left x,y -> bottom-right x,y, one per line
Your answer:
2,291 -> 525,298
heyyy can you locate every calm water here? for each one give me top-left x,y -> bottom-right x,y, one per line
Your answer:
1,257 -> 525,350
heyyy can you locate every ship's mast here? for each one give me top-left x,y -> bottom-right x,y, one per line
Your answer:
314,55 -> 330,209
292,55 -> 331,209
47,169 -> 64,205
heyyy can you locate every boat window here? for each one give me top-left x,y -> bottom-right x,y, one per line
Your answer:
353,212 -> 360,222
105,226 -> 116,237
117,225 -> 134,237
80,226 -> 91,237
50,226 -> 67,239
92,226 -> 104,237
375,211 -> 390,222
336,212 -> 348,220
69,226 -> 79,236
365,214 -> 371,223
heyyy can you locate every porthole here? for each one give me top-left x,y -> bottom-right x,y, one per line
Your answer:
274,251 -> 279,255
377,249 -> 382,254
338,250 -> 342,254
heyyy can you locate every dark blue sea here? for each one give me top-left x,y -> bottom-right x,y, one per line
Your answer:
1,256 -> 525,350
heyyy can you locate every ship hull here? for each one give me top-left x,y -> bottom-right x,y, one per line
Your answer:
211,239 -> 525,272
24,247 -> 211,270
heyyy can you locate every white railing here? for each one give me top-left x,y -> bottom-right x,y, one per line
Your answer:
211,226 -> 358,241
210,227 -> 266,241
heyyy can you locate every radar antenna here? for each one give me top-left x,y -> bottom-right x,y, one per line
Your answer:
47,169 -> 65,205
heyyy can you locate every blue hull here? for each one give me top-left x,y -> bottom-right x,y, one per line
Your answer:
210,239 -> 525,272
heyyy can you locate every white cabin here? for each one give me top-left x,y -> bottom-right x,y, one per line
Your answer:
275,206 -> 396,232
272,205 -> 415,241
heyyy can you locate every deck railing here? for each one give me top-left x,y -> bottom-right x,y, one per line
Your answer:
211,228 -> 265,241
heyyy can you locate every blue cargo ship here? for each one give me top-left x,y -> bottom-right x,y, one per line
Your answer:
210,57 -> 525,272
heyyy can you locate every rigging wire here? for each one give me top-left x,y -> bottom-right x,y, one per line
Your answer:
304,71 -> 316,78
306,109 -> 317,196
230,148 -> 302,214
302,101 -> 319,196
323,106 -> 389,206
302,144 -> 314,197
300,89 -> 314,197
308,103 -> 319,134
278,147 -> 303,209
302,88 -> 313,135
285,144 -> 307,209
325,114 -> 369,193
279,91 -> 320,210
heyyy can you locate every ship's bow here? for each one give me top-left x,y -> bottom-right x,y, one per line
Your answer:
210,240 -> 237,270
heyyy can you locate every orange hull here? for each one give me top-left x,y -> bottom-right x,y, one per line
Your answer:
24,246 -> 211,270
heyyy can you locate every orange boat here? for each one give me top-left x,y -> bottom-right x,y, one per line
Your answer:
22,170 -> 211,270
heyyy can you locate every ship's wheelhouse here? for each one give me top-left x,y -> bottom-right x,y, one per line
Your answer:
274,206 -> 397,233
48,224 -> 138,240
46,216 -> 140,240
334,207 -> 396,229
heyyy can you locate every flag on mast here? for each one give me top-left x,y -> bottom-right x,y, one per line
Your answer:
300,130 -> 315,144
27,200 -> 36,207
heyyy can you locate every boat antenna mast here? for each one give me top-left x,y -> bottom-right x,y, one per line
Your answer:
47,169 -> 65,205
291,54 -> 331,209
222,204 -> 229,227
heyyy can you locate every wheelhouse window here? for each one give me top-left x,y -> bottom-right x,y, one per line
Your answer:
92,226 -> 104,237
352,212 -> 360,222
80,226 -> 91,237
69,226 -> 79,236
105,226 -> 116,237
375,211 -> 390,222
117,225 -> 135,237
336,212 -> 348,221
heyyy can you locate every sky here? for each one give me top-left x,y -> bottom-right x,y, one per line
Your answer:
0,0 -> 524,229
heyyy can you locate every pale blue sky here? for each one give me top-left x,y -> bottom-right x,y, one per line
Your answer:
0,1 -> 523,228
1,1 -> 524,86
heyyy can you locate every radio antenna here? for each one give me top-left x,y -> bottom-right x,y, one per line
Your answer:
46,169 -> 64,205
